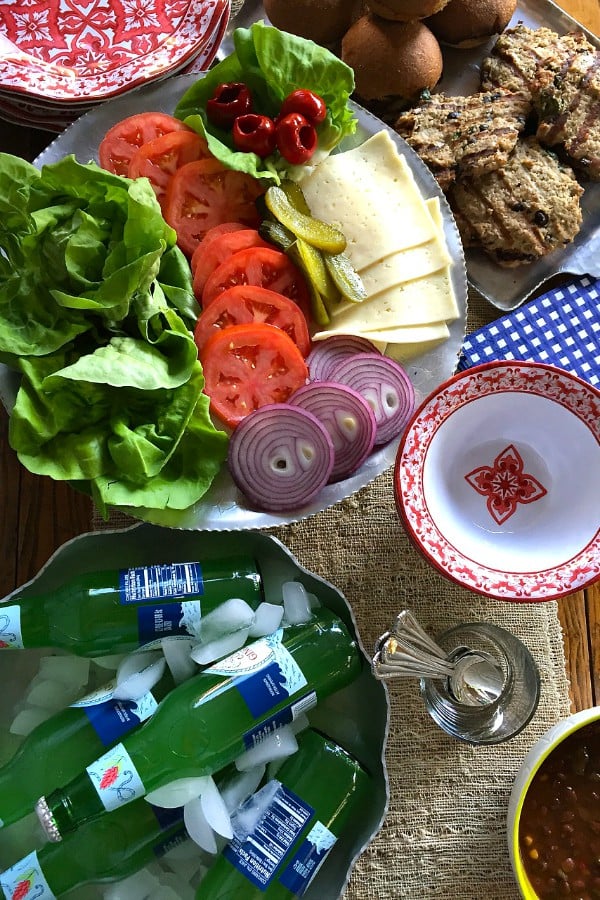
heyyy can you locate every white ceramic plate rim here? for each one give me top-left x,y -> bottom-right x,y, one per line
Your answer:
395,360 -> 600,601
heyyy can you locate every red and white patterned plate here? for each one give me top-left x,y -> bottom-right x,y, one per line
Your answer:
0,0 -> 229,102
394,361 -> 600,602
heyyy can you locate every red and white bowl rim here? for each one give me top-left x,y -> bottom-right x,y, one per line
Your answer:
394,361 -> 600,602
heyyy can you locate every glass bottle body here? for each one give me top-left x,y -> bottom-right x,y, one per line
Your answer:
40,610 -> 361,838
0,799 -> 187,898
0,668 -> 174,829
0,555 -> 263,656
196,728 -> 371,899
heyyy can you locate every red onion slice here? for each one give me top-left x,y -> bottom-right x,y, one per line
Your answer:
290,382 -> 377,482
228,403 -> 335,512
307,334 -> 382,382
330,353 -> 415,446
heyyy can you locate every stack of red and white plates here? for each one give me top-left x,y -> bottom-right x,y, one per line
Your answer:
0,0 -> 230,131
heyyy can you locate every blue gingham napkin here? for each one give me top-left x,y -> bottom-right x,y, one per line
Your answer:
458,275 -> 600,387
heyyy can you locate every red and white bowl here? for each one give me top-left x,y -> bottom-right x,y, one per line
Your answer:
0,0 -> 229,129
394,361 -> 600,601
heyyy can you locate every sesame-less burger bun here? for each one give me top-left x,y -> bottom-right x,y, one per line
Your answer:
263,0 -> 363,46
369,0 -> 451,21
427,0 -> 517,48
342,16 -> 443,102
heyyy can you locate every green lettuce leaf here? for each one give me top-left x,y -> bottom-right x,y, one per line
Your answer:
0,151 -> 227,513
174,21 -> 356,185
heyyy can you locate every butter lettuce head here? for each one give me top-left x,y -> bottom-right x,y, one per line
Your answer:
0,152 -> 227,513
174,21 -> 357,184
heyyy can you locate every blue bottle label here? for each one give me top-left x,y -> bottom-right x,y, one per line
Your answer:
0,849 -> 56,899
136,599 -> 201,646
71,681 -> 158,747
243,691 -> 317,751
278,821 -> 337,896
199,629 -> 308,719
224,782 -> 314,890
0,605 -> 24,650
119,563 -> 204,603
149,803 -> 185,832
86,742 -> 146,812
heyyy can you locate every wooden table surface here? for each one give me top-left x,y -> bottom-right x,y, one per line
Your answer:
0,0 -> 598,714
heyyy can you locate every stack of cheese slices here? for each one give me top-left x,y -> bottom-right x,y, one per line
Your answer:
299,129 -> 460,359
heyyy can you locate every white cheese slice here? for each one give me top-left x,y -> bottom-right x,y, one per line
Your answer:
358,237 -> 452,295
300,130 -> 437,270
314,320 -> 450,344
328,266 -> 460,330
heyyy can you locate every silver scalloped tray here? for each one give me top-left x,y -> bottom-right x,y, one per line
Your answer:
1,74 -> 467,532
0,526 -> 390,900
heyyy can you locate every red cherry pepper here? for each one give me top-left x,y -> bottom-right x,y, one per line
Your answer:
279,89 -> 327,126
275,113 -> 318,165
206,82 -> 253,129
232,114 -> 277,158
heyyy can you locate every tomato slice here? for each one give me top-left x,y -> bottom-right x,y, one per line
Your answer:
127,131 -> 210,206
192,229 -> 271,299
200,323 -> 309,428
190,222 -> 250,276
194,285 -> 311,356
163,158 -> 264,258
98,112 -> 191,176
202,246 -> 310,312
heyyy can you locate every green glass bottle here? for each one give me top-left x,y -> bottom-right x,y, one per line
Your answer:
196,728 -> 371,899
0,666 -> 176,831
0,555 -> 263,657
0,798 -> 187,899
36,609 -> 361,841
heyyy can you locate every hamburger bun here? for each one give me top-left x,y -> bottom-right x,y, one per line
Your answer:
263,0 -> 363,46
368,0 -> 451,21
427,0 -> 517,48
341,15 -> 443,101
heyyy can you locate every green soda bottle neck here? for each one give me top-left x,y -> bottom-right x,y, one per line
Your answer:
0,555 -> 263,656
0,666 -> 175,830
196,728 -> 371,899
39,610 -> 361,840
0,801 -> 187,898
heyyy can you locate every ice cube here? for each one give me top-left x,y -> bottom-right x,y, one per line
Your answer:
282,581 -> 313,625
161,638 -> 197,685
184,796 -> 218,855
230,779 -> 281,842
200,776 -> 233,840
219,765 -> 266,813
92,653 -> 128,670
113,652 -> 166,701
145,775 -> 211,809
248,602 -> 284,637
24,678 -> 81,711
235,726 -> 298,771
102,868 -> 159,900
153,873 -> 196,900
198,598 -> 256,644
190,628 -> 249,666
38,655 -> 90,688
9,706 -> 53,736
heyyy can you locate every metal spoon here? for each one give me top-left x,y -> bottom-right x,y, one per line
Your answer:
372,610 -> 505,707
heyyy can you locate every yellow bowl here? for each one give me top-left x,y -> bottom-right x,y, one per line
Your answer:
507,706 -> 600,898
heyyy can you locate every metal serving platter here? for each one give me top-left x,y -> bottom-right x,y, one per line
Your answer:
0,69 -> 467,532
236,0 -> 600,312
0,526 -> 390,900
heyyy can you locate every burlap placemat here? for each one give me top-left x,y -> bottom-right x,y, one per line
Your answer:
92,288 -> 572,899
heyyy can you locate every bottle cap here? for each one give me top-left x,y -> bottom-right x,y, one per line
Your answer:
35,796 -> 62,842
